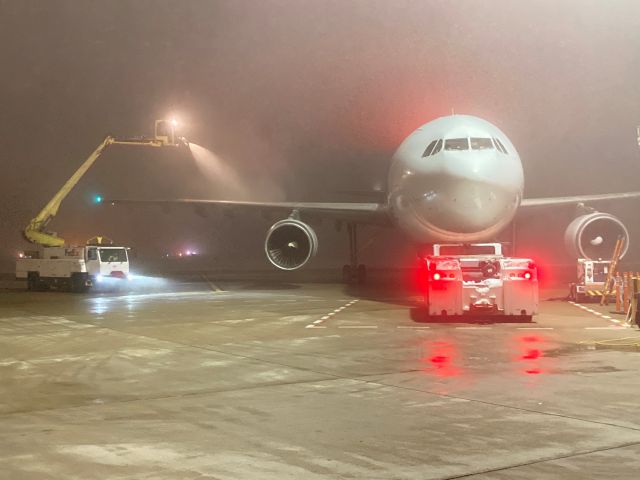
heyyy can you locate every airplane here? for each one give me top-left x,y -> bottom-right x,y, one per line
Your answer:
108,114 -> 640,283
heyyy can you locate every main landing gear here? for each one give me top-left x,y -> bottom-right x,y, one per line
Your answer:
342,223 -> 367,284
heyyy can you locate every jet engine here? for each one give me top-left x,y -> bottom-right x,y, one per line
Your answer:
564,212 -> 629,260
265,219 -> 318,270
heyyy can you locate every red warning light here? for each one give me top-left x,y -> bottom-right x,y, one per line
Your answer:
433,272 -> 442,281
523,271 -> 532,280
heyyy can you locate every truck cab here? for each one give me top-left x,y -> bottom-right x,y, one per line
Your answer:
84,246 -> 130,280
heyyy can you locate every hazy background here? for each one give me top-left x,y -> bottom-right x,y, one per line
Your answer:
1,0 -> 640,274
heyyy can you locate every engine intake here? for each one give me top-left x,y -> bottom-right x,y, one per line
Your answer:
265,219 -> 318,270
564,212 -> 629,260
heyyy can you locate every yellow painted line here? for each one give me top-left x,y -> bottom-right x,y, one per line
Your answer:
201,274 -> 224,293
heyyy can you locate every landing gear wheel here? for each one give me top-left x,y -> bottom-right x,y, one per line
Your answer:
357,264 -> 367,284
342,265 -> 352,284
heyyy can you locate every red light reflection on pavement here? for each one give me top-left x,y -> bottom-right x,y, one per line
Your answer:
421,340 -> 463,378
515,335 -> 548,376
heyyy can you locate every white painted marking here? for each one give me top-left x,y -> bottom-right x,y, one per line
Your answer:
321,316 -> 330,320
313,319 -> 323,324
338,325 -> 378,329
455,327 -> 492,330
572,302 -> 625,327
327,312 -> 335,316
305,325 -> 326,329
585,326 -> 627,330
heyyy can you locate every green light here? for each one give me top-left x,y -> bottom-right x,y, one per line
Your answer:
94,195 -> 103,204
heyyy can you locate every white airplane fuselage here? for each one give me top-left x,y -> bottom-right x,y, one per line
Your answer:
388,115 -> 524,244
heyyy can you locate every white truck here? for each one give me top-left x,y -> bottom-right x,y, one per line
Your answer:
421,243 -> 539,320
15,119 -> 185,293
17,245 -> 131,292
569,259 -> 613,303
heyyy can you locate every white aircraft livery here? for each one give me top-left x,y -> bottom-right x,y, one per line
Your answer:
109,114 -> 640,280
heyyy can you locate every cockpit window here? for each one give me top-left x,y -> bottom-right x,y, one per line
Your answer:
444,138 -> 469,151
432,139 -> 443,155
494,138 -> 508,154
422,140 -> 438,157
470,138 -> 494,150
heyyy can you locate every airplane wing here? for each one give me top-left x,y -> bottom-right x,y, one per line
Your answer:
520,191 -> 640,209
105,198 -> 391,225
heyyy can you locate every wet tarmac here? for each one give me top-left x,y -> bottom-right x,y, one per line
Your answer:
1,276 -> 640,479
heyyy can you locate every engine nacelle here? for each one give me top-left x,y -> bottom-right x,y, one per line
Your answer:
265,219 -> 318,270
564,212 -> 629,260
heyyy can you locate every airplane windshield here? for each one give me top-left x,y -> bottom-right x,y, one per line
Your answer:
422,140 -> 438,157
444,138 -> 469,151
494,138 -> 509,154
470,138 -> 494,150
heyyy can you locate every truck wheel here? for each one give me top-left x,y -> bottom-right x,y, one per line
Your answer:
27,272 -> 38,291
70,273 -> 88,293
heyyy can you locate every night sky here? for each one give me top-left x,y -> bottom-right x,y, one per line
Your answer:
2,0 -> 640,272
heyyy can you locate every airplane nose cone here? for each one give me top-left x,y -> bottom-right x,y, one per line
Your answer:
414,179 -> 517,234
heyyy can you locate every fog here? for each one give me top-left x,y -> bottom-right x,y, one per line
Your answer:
2,0 -> 640,272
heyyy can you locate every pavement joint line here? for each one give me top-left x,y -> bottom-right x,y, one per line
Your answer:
437,440 -> 640,480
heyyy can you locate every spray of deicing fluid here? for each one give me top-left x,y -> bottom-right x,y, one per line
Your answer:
188,143 -> 251,199
188,142 -> 285,201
